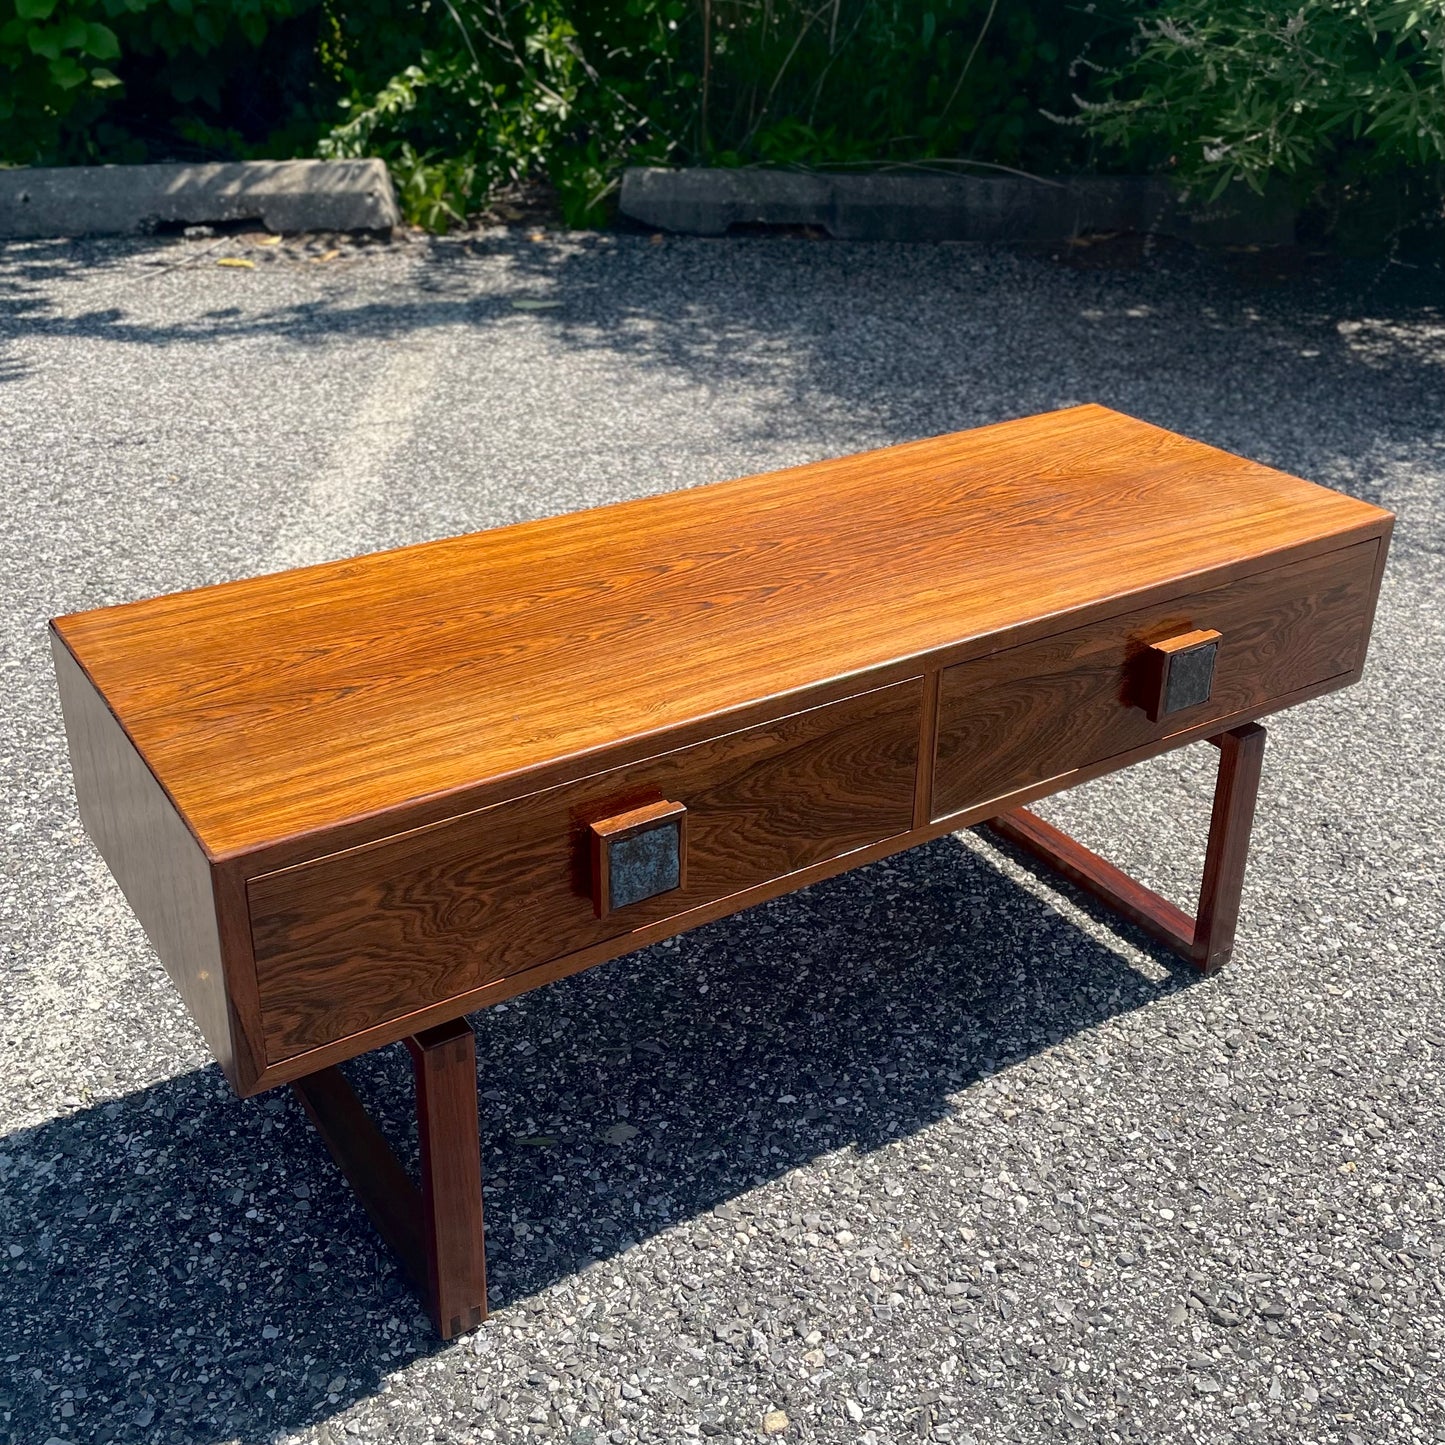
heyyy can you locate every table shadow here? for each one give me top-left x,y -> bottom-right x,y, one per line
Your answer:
0,829 -> 1196,1445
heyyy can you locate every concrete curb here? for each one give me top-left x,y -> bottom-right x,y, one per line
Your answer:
619,168 -> 1295,246
0,159 -> 400,240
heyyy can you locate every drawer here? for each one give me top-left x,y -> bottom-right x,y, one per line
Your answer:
931,540 -> 1380,821
250,678 -> 922,1060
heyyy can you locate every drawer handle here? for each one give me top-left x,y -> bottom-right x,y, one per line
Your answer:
589,800 -> 688,918
1144,628 -> 1222,721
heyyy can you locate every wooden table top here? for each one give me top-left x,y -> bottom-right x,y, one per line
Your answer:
53,404 -> 1391,861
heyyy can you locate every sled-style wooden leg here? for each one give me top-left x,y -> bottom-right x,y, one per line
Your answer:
985,723 -> 1268,974
293,1016 -> 488,1339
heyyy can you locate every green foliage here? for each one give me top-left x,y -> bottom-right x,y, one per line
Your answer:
695,0 -> 1086,171
0,0 -> 322,166
316,0 -> 1109,226
319,0 -> 699,228
1,0 -> 1114,228
317,0 -> 1111,229
1068,0 -> 1445,198
11,0 -> 1438,239
0,0 -> 123,158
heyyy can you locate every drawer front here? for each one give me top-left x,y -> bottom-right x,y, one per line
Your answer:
250,678 -> 922,1060
931,540 -> 1379,821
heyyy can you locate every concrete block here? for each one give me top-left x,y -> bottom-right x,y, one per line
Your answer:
619,168 -> 1295,247
0,159 -> 400,240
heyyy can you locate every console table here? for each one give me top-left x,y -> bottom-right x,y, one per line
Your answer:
51,405 -> 1392,1337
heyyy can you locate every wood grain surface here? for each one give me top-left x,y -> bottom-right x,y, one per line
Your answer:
931,539 -> 1380,821
52,404 -> 1392,861
49,633 -> 246,1087
1191,722 -> 1269,972
408,1020 -> 489,1338
249,679 -> 921,1060
247,660 -> 1372,1094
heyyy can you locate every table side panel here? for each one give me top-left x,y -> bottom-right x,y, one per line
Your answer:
931,538 -> 1380,821
249,678 -> 923,1062
50,630 -> 246,1089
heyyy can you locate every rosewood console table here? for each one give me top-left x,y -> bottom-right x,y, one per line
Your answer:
51,405 -> 1392,1337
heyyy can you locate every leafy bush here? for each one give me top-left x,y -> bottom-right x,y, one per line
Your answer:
319,0 -> 687,229
7,0 -> 1439,242
2,0 -> 1119,229
2,0 -> 125,161
1,0 -> 330,166
1068,0 -> 1445,199
320,0 -> 1115,227
696,0 -> 1098,170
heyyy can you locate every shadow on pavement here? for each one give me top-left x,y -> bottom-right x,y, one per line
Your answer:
1,830 -> 1193,1445
0,232 -> 1438,535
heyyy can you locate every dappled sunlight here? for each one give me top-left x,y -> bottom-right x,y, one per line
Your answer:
1336,316 -> 1445,369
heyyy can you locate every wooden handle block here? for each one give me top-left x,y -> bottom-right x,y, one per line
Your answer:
1145,628 -> 1222,722
589,800 -> 688,919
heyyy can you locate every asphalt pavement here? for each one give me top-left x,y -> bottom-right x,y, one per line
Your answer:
1,226 -> 1442,1445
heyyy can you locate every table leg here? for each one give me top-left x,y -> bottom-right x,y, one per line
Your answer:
293,1016 -> 488,1338
984,722 -> 1268,974
1191,723 -> 1269,972
407,1019 -> 489,1338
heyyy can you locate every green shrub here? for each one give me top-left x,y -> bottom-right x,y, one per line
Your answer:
1,0 -> 1120,228
1068,0 -> 1445,200
696,0 -> 1094,170
2,0 -> 125,161
319,0 -> 1116,228
318,0 -> 682,229
319,0 -> 1125,228
0,0 -> 329,166
11,0 -> 1438,243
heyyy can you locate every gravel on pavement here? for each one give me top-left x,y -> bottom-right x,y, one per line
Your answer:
1,227 -> 1441,1445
